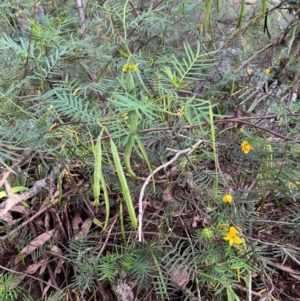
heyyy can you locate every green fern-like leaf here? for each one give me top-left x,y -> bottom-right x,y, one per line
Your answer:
67,235 -> 94,263
163,41 -> 216,88
120,249 -> 153,289
0,273 -> 23,301
97,252 -> 120,283
47,89 -> 99,123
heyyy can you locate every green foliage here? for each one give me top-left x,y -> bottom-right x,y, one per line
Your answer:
0,0 -> 300,300
0,273 -> 23,301
120,249 -> 153,289
97,252 -> 120,283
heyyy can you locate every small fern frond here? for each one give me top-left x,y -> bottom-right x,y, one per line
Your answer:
97,252 -> 120,283
167,41 -> 216,87
74,256 -> 98,293
120,250 -> 152,289
109,92 -> 161,121
67,234 -> 94,264
41,47 -> 71,80
48,90 -> 99,123
44,291 -> 66,301
0,273 -> 23,301
0,35 -> 28,58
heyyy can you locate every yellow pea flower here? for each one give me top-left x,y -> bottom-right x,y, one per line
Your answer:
224,227 -> 243,246
222,194 -> 233,204
264,68 -> 271,75
246,68 -> 253,75
121,113 -> 128,121
122,63 -> 139,72
241,141 -> 253,154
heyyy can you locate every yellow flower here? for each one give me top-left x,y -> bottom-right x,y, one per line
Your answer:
122,63 -> 139,72
241,141 -> 253,154
222,194 -> 233,204
289,181 -> 300,189
224,227 -> 243,246
264,68 -> 271,75
176,106 -> 185,117
121,113 -> 128,121
246,68 -> 253,75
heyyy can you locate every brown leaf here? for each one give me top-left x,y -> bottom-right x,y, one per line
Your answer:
42,279 -> 52,300
163,185 -> 174,203
10,205 -> 27,214
50,245 -> 63,255
79,218 -> 92,236
0,171 -> 11,188
26,259 -> 47,274
50,245 -> 65,275
14,230 -> 54,265
72,212 -> 83,231
39,261 -> 47,274
0,211 -> 14,225
291,273 -> 300,281
116,281 -> 134,301
192,214 -> 201,228
170,266 -> 189,287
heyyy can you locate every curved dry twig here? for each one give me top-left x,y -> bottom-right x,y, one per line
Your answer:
138,139 -> 203,242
